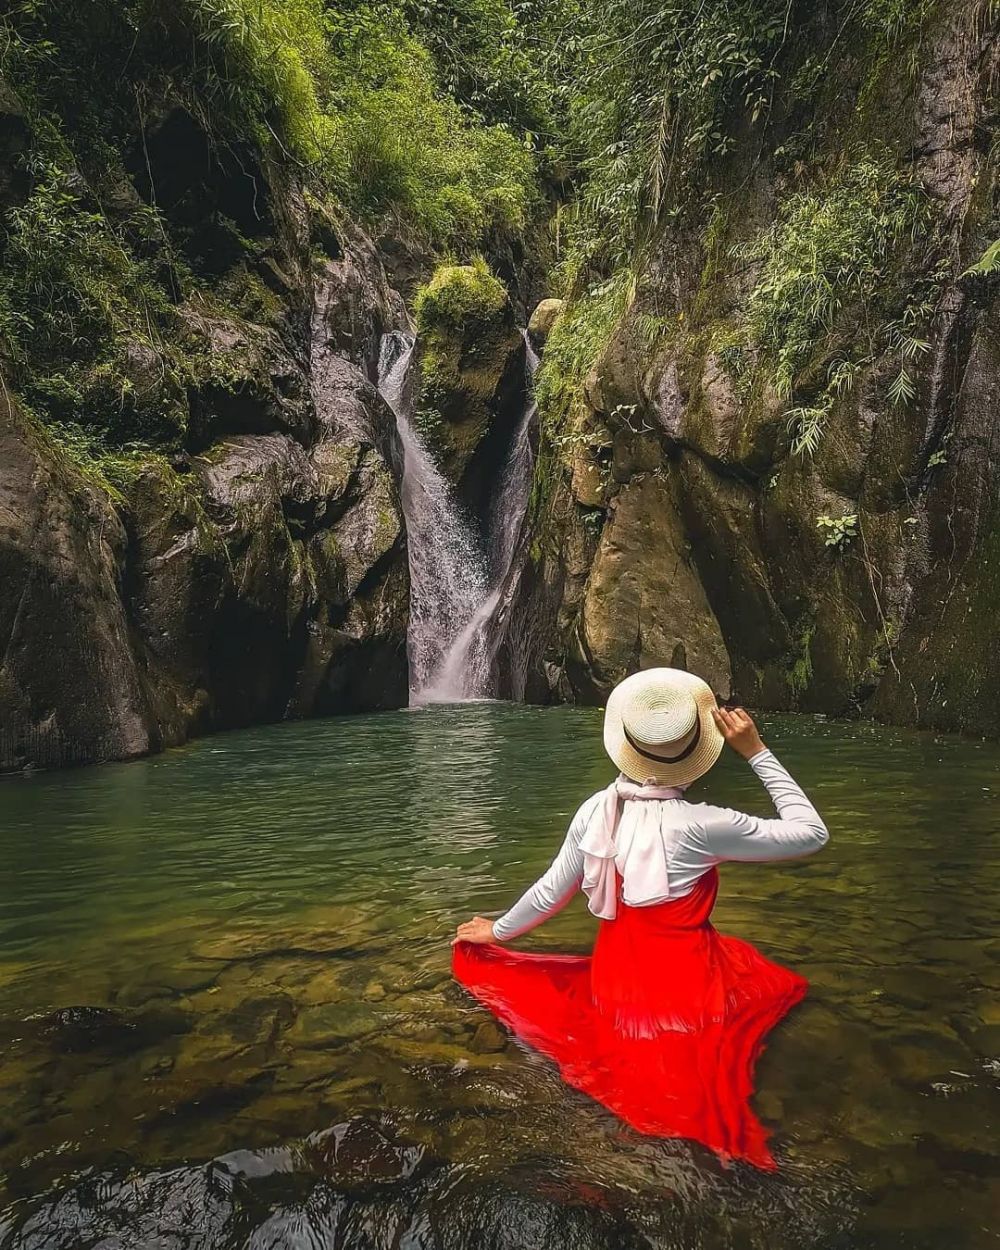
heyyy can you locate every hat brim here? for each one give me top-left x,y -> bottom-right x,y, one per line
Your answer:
603,669 -> 725,787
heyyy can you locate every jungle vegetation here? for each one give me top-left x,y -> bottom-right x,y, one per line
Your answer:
0,0 -> 975,476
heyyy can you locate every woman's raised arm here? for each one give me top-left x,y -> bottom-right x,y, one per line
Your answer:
701,707 -> 828,861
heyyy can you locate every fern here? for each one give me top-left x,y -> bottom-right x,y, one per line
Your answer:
962,239 -> 1000,278
786,400 -> 831,456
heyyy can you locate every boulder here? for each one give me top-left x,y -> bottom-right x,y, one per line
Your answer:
527,297 -> 563,350
183,307 -> 315,449
566,472 -> 731,701
312,229 -> 409,376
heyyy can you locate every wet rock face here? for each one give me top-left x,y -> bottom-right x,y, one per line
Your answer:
526,3 -> 1000,735
126,378 -> 409,745
0,385 -> 153,769
313,226 -> 410,376
566,473 -> 731,702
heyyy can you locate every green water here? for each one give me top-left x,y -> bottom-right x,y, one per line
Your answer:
0,704 -> 998,1248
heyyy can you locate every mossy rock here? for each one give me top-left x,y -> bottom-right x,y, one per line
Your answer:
413,260 -> 521,481
527,297 -> 563,349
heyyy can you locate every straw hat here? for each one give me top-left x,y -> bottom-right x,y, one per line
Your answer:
603,668 -> 725,787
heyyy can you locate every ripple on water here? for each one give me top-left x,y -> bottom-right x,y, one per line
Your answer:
1,704 -> 999,1247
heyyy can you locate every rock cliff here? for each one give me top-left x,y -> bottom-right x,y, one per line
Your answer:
0,98 -> 411,771
521,0 -> 1000,738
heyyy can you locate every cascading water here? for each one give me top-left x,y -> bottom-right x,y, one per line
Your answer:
421,335 -> 539,701
376,330 -> 539,704
376,331 -> 490,701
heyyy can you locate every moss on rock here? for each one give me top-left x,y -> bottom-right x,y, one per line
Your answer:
413,259 -> 521,480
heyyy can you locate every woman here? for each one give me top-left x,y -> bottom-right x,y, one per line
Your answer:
452,668 -> 828,1169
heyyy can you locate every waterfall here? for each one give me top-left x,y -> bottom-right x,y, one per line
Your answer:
376,331 -> 538,704
421,334 -> 539,701
376,331 -> 490,701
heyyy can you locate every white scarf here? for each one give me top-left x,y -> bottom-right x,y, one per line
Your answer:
580,775 -> 686,920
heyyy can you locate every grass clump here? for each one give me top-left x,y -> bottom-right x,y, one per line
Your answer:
414,258 -> 510,336
534,271 -> 633,428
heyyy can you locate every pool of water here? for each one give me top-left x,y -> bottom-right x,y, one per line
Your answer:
0,704 -> 998,1248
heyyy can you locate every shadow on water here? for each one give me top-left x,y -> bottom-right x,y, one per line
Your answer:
0,704 -> 998,1248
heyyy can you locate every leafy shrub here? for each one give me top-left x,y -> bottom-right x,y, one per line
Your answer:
326,14 -> 536,247
535,271 -> 633,425
816,513 -> 859,549
172,0 -> 337,163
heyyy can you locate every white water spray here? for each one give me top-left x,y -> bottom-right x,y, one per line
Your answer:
421,335 -> 539,701
377,332 -> 489,701
377,330 -> 538,704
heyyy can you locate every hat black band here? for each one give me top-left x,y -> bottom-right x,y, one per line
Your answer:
624,715 -> 702,765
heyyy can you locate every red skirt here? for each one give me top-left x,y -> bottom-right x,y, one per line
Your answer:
452,868 -> 806,1170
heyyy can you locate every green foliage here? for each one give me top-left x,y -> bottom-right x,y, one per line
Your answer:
816,513 -> 859,549
401,0 -> 568,140
35,417 -> 161,504
566,0 -> 790,269
726,156 -> 939,455
172,0 -> 540,246
962,238 -> 1000,278
0,0 -> 541,463
737,158 -> 927,401
171,0 -> 336,163
3,0 -> 538,258
927,431 -> 951,468
787,624 -> 815,695
535,271 -> 633,425
325,10 -> 537,246
414,258 -> 509,332
0,160 -> 187,443
0,165 -> 169,362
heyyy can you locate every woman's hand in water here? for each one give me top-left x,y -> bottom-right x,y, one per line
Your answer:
452,916 -> 496,946
713,706 -> 766,759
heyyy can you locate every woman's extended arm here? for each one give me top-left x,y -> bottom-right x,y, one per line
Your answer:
703,707 -> 828,860
453,795 -> 601,945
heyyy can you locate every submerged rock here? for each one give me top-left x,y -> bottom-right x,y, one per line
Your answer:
306,1118 -> 427,1190
31,1003 -> 188,1056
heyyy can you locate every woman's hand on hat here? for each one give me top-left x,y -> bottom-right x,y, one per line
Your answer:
452,916 -> 497,946
712,706 -> 766,760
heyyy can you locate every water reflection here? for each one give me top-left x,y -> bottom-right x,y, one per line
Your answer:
0,705 -> 999,1247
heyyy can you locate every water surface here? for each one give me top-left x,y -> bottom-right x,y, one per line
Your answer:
0,705 -> 998,1248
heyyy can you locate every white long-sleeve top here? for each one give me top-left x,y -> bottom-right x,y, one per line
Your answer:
492,749 -> 828,941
